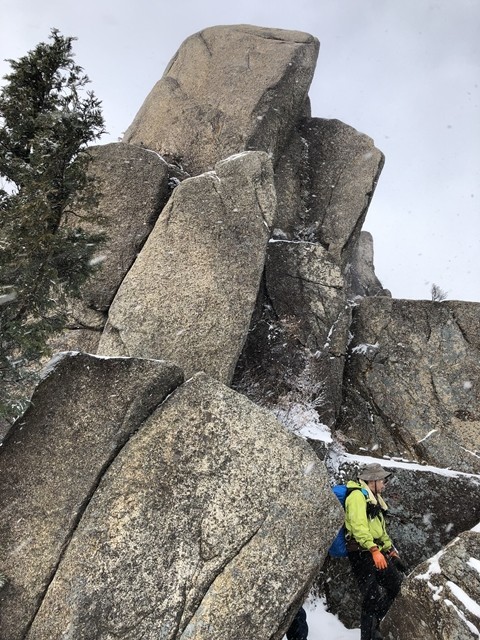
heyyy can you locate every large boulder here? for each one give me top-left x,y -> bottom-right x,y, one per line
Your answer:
123,25 -> 319,175
48,143 -> 172,356
98,151 -> 276,384
304,118 -> 384,261
25,373 -> 342,640
0,353 -> 183,640
382,527 -> 480,639
337,298 -> 480,473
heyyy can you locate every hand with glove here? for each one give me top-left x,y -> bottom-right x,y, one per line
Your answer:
386,548 -> 408,573
370,546 -> 388,570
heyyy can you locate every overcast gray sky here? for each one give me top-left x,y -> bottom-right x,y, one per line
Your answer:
1,0 -> 479,302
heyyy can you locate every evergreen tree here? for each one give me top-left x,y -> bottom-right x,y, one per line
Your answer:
0,29 -> 106,424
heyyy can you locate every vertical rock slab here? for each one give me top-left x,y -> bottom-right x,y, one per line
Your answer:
303,118 -> 384,260
348,230 -> 391,297
75,142 -> 171,313
49,143 -> 172,356
26,373 -> 342,640
0,353 -> 183,640
272,118 -> 384,258
338,298 -> 480,473
98,151 -> 276,384
382,528 -> 480,639
123,25 -> 319,175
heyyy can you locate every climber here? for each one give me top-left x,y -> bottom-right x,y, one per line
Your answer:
286,605 -> 308,640
345,463 -> 405,640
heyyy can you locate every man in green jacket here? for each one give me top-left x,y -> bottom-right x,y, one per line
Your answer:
345,463 -> 405,640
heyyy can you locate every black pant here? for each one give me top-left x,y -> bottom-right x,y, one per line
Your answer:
348,551 -> 403,640
286,606 -> 308,640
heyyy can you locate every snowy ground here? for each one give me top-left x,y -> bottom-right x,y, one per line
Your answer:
304,598 -> 360,639
283,596 -> 360,640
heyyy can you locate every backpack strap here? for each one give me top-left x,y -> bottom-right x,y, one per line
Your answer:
346,486 -> 384,520
345,486 -> 369,499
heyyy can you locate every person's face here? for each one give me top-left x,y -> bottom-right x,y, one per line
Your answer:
367,478 -> 387,494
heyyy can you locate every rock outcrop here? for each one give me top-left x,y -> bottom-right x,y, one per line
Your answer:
0,353 -> 183,640
24,373 -> 341,640
98,151 -> 276,383
1,22 -> 479,640
337,297 -> 480,473
348,231 -> 391,298
297,119 -> 383,261
78,143 -> 171,312
123,25 -> 319,175
382,527 -> 480,639
233,240 -> 350,428
233,119 -> 384,429
48,143 -> 173,355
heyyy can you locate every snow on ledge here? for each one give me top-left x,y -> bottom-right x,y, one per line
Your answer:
339,452 -> 480,482
39,351 -> 171,381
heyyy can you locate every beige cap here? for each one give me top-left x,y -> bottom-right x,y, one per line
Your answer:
358,462 -> 392,481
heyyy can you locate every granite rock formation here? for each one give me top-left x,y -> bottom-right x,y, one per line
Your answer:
338,297 -> 480,473
25,373 -> 341,640
98,151 -> 276,383
123,25 -> 319,175
1,23 -> 479,640
382,527 -> 480,639
0,353 -> 183,639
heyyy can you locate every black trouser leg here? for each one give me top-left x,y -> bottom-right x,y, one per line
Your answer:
348,551 -> 403,639
375,558 -> 403,618
360,609 -> 377,640
286,606 -> 308,640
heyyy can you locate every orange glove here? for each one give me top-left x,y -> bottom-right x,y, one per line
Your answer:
370,546 -> 388,570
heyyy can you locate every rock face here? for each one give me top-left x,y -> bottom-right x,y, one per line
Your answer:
234,240 -> 350,429
123,25 -> 319,175
233,119 -> 384,429
98,151 -> 276,384
26,373 -> 342,640
47,143 -> 172,356
79,143 -> 171,312
274,119 -> 383,252
300,119 -> 383,261
2,22 -> 479,640
0,353 -> 183,640
348,231 -> 391,297
338,298 -> 480,473
382,528 -> 480,639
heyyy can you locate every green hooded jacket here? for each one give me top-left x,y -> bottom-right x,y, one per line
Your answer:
344,480 -> 393,552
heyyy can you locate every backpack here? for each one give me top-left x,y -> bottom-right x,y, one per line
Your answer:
328,484 -> 368,557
